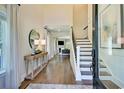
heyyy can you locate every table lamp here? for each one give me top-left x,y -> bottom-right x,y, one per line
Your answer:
41,39 -> 46,51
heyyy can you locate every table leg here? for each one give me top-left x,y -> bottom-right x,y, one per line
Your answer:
31,60 -> 34,80
25,61 -> 29,79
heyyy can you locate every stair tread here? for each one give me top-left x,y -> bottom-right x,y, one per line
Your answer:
80,59 -> 92,62
101,80 -> 120,89
100,71 -> 111,76
100,64 -> 106,68
76,80 -> 93,85
80,47 -> 92,48
76,38 -> 88,40
76,38 -> 89,40
80,51 -> 92,52
76,41 -> 90,42
80,64 -> 91,68
80,55 -> 92,56
80,50 -> 92,52
81,71 -> 92,75
80,80 -> 93,85
77,43 -> 91,45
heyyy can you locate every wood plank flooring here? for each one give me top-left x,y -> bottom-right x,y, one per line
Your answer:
19,55 -> 76,89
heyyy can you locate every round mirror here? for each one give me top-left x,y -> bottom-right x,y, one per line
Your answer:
29,29 -> 40,49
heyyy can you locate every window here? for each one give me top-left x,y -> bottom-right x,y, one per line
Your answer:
0,5 -> 7,70
0,21 -> 2,69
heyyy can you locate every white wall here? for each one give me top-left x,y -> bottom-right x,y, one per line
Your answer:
65,39 -> 70,49
47,33 -> 57,59
42,4 -> 73,26
73,4 -> 88,39
88,4 -> 93,42
18,5 -> 44,84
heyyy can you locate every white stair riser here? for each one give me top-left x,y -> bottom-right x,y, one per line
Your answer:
80,48 -> 92,51
77,42 -> 91,44
80,56 -> 92,60
77,45 -> 92,47
80,56 -> 92,58
80,68 -> 91,71
81,75 -> 93,80
76,40 -> 90,42
80,52 -> 92,55
80,62 -> 92,65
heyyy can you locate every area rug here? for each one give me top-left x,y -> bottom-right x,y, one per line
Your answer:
27,84 -> 93,89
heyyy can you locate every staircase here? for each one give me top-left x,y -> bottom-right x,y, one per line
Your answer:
76,38 -> 93,85
75,38 -> 120,88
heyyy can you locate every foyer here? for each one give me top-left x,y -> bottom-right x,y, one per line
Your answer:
0,4 -> 124,89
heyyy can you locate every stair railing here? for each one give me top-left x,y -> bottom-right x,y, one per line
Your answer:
70,27 -> 81,81
83,25 -> 88,39
70,27 -> 76,77
76,45 -> 82,80
71,27 -> 77,59
83,25 -> 88,30
76,46 -> 80,72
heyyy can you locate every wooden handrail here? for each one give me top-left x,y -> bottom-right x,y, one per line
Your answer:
83,25 -> 88,30
71,27 -> 77,60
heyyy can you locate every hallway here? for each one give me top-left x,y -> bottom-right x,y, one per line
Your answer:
20,55 -> 76,88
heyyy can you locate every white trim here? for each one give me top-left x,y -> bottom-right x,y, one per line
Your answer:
69,29 -> 77,80
76,46 -> 82,81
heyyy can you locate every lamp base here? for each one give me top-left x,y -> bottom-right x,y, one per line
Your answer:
31,49 -> 42,55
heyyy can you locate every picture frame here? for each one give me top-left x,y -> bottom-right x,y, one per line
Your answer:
100,5 -> 123,48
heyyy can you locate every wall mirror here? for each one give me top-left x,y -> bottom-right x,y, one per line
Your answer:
29,29 -> 41,54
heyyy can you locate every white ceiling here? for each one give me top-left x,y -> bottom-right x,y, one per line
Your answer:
45,25 -> 71,32
45,25 -> 71,39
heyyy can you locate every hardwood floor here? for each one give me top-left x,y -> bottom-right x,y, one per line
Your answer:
19,55 -> 76,89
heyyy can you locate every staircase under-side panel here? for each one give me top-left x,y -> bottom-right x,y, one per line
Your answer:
76,39 -> 93,85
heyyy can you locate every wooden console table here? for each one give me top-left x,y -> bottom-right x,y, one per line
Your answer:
24,52 -> 48,80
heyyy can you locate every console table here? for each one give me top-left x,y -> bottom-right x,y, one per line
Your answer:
24,52 -> 48,80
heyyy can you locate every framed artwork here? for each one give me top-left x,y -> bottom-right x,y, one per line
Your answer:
100,5 -> 123,48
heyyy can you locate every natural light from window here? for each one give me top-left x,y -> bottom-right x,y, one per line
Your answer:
0,5 -> 7,71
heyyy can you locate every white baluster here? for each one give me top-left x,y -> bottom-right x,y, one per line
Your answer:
76,46 -> 81,81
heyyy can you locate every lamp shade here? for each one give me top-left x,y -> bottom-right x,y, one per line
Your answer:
41,39 -> 46,45
34,40 -> 39,45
